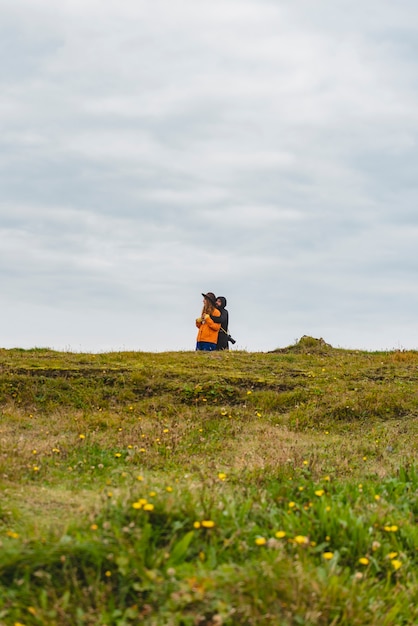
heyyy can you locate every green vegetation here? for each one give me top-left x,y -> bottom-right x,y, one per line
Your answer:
0,340 -> 417,625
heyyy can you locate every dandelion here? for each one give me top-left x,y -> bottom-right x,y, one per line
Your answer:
315,489 -> 325,497
199,551 -> 205,561
105,570 -> 112,577
33,466 -> 40,472
163,428 -> 169,433
256,412 -> 262,417
139,448 -> 146,453
247,390 -> 252,395
288,501 -> 296,509
388,552 -> 398,559
294,535 -> 309,545
32,450 -> 37,454
325,506 -> 331,512
137,475 -> 144,481
149,491 -> 156,497
201,520 -> 215,528
166,486 -> 173,492
90,524 -> 98,531
114,453 -> 122,458
391,560 -> 402,571
127,445 -> 133,449
255,537 -> 266,546
220,409 -> 228,416
384,525 -> 399,533
218,472 -> 227,481
358,557 -> 369,565
79,434 -> 85,439
143,503 -> 154,511
193,521 -> 201,529
323,552 -> 334,560
303,460 -> 308,466
298,486 -> 304,491
363,456 -> 367,461
275,531 -> 286,539
6,531 -> 19,539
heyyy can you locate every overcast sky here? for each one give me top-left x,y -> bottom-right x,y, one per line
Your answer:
2,0 -> 418,353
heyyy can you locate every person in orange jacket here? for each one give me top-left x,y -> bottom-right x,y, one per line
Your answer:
195,292 -> 221,351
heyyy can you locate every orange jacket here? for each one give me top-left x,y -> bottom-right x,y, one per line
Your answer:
196,308 -> 221,344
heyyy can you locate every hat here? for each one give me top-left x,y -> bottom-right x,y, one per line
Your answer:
201,292 -> 217,306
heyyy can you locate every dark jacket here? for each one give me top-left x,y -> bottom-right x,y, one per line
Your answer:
211,297 -> 229,350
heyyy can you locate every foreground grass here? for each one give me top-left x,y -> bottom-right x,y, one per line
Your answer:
0,342 -> 417,625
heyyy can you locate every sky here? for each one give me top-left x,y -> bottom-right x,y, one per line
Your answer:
2,0 -> 418,353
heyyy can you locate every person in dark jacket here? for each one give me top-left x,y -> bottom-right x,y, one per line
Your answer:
212,296 -> 229,350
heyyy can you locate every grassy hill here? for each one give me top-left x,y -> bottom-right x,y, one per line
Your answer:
0,341 -> 417,625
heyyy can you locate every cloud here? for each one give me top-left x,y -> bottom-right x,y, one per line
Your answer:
1,0 -> 418,352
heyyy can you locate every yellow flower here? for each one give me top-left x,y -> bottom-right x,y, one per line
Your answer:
218,472 -> 227,481
143,503 -> 154,511
322,552 -> 334,560
315,489 -> 325,497
6,531 -> 19,539
294,535 -> 309,545
114,453 -> 121,458
391,560 -> 402,571
288,502 -> 296,509
374,495 -> 381,501
384,525 -> 399,533
79,434 -> 85,439
201,520 -> 215,528
137,475 -> 144,481
166,486 -> 173,492
388,552 -> 398,559
255,537 -> 266,546
163,428 -> 169,433
275,531 -> 286,539
105,570 -> 112,577
193,521 -> 201,529
247,390 -> 252,395
90,524 -> 98,531
358,557 -> 369,565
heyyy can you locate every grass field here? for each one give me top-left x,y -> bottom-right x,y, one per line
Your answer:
0,338 -> 417,625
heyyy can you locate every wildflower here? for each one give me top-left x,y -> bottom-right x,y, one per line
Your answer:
114,453 -> 122,458
323,475 -> 331,481
391,560 -> 402,571
149,491 -> 156,497
139,448 -> 146,453
247,390 -> 252,395
90,524 -> 98,531
372,541 -> 381,551
33,466 -> 40,472
199,551 -> 205,561
137,475 -> 144,481
201,520 -> 215,528
275,531 -> 286,539
105,570 -> 112,577
298,486 -> 304,491
79,434 -> 85,439
255,537 -> 267,546
288,501 -> 296,508
32,450 -> 37,454
166,486 -> 173,492
303,460 -> 308,466
384,525 -> 399,533
143,503 -> 154,511
193,521 -> 201,529
314,489 -> 325,497
218,472 -> 227,481
127,445 -> 133,449
220,409 -> 228,416
325,506 -> 331,512
294,535 -> 309,545
6,531 -> 19,539
358,557 -> 369,565
388,552 -> 398,559
256,412 -> 262,417
323,552 -> 334,560
163,428 -> 169,433
374,495 -> 381,501
363,456 -> 367,461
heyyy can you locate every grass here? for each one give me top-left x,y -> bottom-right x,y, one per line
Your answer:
0,340 -> 417,625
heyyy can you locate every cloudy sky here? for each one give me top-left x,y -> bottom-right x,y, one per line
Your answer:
2,0 -> 418,353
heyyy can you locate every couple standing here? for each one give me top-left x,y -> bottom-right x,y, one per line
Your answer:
195,292 -> 230,351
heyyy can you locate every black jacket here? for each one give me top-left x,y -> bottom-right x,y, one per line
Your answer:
211,297 -> 229,350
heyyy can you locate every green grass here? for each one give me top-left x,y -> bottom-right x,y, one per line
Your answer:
0,341 -> 417,625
